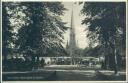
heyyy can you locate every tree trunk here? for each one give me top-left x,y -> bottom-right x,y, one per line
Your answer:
37,56 -> 40,69
104,55 -> 110,69
31,55 -> 35,70
108,38 -> 118,74
113,40 -> 118,74
104,43 -> 109,69
114,47 -> 118,74
3,50 -> 8,70
104,55 -> 107,69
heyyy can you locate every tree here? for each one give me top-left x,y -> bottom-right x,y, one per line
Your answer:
2,3 -> 14,67
15,2 -> 67,69
2,2 -> 29,70
81,2 -> 126,74
83,45 -> 103,57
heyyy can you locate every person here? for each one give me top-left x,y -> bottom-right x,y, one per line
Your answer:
77,61 -> 81,67
41,58 -> 45,68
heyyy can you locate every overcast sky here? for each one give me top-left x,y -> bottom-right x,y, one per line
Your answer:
61,2 -> 89,49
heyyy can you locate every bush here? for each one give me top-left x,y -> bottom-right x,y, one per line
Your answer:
3,57 -> 33,71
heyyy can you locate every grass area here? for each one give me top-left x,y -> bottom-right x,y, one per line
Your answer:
3,70 -> 56,81
2,65 -> 126,81
95,70 -> 126,81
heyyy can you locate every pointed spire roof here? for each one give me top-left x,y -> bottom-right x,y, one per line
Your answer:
69,4 -> 76,49
70,6 -> 74,30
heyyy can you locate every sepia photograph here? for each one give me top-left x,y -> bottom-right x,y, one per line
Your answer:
1,1 -> 127,82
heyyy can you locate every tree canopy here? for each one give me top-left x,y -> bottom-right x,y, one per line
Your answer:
2,2 -> 68,58
81,2 -> 126,55
81,2 -> 126,74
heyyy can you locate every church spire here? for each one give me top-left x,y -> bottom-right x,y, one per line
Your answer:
68,4 -> 77,64
70,7 -> 75,33
69,6 -> 76,48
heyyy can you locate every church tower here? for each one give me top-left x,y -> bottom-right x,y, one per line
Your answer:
68,9 -> 77,65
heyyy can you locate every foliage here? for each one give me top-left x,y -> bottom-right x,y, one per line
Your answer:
15,2 -> 67,57
81,2 -> 126,73
2,2 -> 68,70
83,45 -> 103,57
2,3 -> 15,59
81,2 -> 126,47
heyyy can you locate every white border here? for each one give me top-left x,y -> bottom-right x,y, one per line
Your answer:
125,0 -> 127,82
1,81 -> 128,83
1,0 -> 127,2
1,0 -> 2,83
0,0 -> 127,83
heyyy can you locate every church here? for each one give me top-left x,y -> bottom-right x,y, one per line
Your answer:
66,9 -> 79,65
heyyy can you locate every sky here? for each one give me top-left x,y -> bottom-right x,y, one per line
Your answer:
61,2 -> 89,49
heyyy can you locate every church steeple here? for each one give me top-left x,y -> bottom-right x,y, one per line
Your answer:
68,5 -> 77,64
71,9 -> 74,29
69,7 -> 76,49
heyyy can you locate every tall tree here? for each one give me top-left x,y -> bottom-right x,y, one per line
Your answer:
2,2 -> 27,70
2,3 -> 14,64
15,2 -> 67,68
81,2 -> 126,74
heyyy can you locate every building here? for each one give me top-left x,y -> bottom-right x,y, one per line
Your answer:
66,9 -> 78,65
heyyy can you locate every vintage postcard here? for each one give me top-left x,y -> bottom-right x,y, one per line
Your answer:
1,0 -> 127,83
